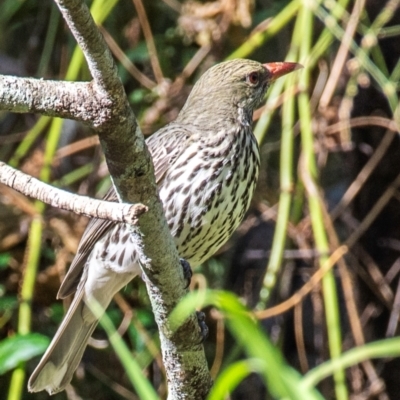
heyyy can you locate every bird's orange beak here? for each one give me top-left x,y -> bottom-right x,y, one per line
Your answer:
263,62 -> 303,82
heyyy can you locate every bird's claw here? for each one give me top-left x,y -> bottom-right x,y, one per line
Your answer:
196,311 -> 209,342
180,258 -> 192,288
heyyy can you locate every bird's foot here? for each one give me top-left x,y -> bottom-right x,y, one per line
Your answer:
180,258 -> 192,288
196,311 -> 209,342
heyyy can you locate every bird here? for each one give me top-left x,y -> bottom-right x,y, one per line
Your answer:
28,58 -> 301,394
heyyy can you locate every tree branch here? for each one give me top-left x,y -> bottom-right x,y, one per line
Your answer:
0,0 -> 212,397
0,162 -> 147,224
56,0 -> 122,93
0,76 -> 103,126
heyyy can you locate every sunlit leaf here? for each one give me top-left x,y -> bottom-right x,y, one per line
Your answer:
0,334 -> 50,375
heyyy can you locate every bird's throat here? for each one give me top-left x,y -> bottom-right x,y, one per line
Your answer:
237,106 -> 253,127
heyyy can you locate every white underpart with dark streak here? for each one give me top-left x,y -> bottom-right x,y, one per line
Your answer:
160,124 -> 260,266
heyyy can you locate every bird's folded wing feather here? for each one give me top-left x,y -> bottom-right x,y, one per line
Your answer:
57,123 -> 194,299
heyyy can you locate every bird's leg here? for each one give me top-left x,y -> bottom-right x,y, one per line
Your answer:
196,311 -> 209,342
180,258 -> 193,288
179,259 -> 208,341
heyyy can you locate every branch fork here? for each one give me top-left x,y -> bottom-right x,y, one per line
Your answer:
0,0 -> 212,397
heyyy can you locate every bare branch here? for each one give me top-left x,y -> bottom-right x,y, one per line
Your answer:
53,0 -> 155,203
0,0 -> 212,396
0,162 -> 147,224
55,0 -> 122,93
0,75 -> 105,126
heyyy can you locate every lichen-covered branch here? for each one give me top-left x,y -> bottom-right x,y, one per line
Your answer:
0,162 -> 147,224
55,0 -> 122,93
0,0 -> 212,397
0,76 -> 104,126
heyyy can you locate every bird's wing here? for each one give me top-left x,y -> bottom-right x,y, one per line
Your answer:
57,123 -> 193,299
146,123 -> 193,183
57,189 -> 118,298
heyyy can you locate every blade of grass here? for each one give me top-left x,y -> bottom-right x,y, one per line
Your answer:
9,116 -> 51,168
207,359 -> 267,400
170,290 -> 324,400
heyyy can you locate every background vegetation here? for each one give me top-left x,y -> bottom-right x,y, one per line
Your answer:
1,0 -> 400,399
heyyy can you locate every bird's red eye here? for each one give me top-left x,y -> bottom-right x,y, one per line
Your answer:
247,71 -> 259,85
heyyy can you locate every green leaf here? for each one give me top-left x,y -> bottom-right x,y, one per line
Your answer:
0,253 -> 11,269
208,359 -> 266,400
0,296 -> 18,311
170,290 -> 324,400
0,334 -> 50,374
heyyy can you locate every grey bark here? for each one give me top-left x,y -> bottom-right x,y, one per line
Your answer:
0,162 -> 147,224
0,0 -> 212,397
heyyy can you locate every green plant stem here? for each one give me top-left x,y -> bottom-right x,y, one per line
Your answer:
358,12 -> 390,80
227,0 -> 301,60
307,0 -> 352,67
7,369 -> 25,400
9,116 -> 51,168
302,337 -> 400,389
38,3 -> 60,77
260,0 -> 307,299
298,3 -> 348,400
255,0 -> 348,143
262,73 -> 295,297
253,77 -> 285,144
89,299 -> 159,400
7,216 -> 44,400
253,9 -> 304,143
17,217 -> 43,335
255,0 -> 351,146
41,118 -> 64,182
370,0 -> 400,32
52,163 -> 94,187
378,24 -> 400,38
309,0 -> 399,124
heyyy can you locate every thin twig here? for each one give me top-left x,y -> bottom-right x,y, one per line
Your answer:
331,128 -> 397,220
131,0 -> 164,84
345,172 -> 400,248
55,135 -> 100,160
209,310 -> 225,379
99,26 -> 156,90
319,0 -> 366,109
294,302 -> 309,373
255,246 -> 348,319
325,115 -> 399,135
322,203 -> 386,392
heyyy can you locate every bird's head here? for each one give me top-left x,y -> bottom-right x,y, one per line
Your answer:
178,59 -> 302,126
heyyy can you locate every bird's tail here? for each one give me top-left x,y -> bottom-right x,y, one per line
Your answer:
28,295 -> 98,395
